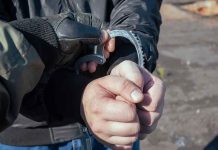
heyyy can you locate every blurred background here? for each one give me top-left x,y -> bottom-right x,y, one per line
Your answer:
141,0 -> 218,149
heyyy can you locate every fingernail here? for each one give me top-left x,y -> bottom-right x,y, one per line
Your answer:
131,90 -> 143,103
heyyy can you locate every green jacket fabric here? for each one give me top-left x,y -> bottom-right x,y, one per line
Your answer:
0,21 -> 44,131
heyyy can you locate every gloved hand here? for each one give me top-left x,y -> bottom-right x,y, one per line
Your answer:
10,12 -> 105,69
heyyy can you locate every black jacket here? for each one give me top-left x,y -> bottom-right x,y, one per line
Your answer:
0,0 -> 162,146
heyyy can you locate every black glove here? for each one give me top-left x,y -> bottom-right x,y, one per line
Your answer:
10,12 -> 103,69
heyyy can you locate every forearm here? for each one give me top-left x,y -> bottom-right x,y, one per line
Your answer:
108,0 -> 162,72
110,0 -> 162,42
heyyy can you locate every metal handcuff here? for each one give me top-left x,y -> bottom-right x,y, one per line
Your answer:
74,30 -> 145,73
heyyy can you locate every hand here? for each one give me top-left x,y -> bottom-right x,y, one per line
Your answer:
50,13 -> 116,71
10,12 -> 107,67
80,30 -> 115,73
81,75 -> 144,149
110,60 -> 166,140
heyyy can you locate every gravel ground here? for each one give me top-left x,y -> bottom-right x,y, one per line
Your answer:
140,2 -> 218,150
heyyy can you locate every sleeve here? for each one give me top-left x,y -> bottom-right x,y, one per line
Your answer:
0,0 -> 15,22
107,0 -> 162,72
0,21 -> 45,132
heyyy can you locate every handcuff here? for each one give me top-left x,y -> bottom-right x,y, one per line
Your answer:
74,30 -> 145,73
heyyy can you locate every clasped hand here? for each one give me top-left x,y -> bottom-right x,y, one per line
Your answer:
81,60 -> 165,150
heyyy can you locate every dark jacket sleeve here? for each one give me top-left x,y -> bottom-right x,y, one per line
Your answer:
108,0 -> 162,72
0,0 -> 44,131
0,0 -> 15,22
0,21 -> 45,132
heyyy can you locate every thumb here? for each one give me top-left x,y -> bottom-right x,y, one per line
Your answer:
96,76 -> 144,103
110,60 -> 144,90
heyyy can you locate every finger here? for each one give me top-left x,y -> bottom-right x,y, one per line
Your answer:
87,61 -> 98,73
140,121 -> 158,134
103,121 -> 140,137
143,76 -> 165,112
138,66 -> 154,91
137,93 -> 165,112
80,63 -> 88,71
96,76 -> 144,103
89,96 -> 137,122
100,30 -> 110,43
108,136 -> 138,146
136,94 -> 152,110
110,60 -> 144,90
137,109 -> 161,126
105,38 -> 115,52
104,50 -> 110,59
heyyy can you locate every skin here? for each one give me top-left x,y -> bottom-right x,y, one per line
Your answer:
110,61 -> 165,140
81,75 -> 143,150
80,31 -> 165,149
80,30 -> 115,73
81,61 -> 165,150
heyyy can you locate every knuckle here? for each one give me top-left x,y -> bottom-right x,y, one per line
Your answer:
91,101 -> 101,114
131,73 -> 144,88
120,79 -> 131,91
91,123 -> 102,133
87,80 -> 97,89
119,79 -> 132,94
125,104 -> 136,122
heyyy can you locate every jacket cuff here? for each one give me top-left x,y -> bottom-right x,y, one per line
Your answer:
106,30 -> 158,74
137,32 -> 158,72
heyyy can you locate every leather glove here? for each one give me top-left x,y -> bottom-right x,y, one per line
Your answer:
10,12 -> 103,69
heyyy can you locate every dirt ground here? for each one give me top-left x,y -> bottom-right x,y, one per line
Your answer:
140,1 -> 218,150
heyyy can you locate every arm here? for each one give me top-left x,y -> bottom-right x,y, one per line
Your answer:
110,60 -> 165,140
108,0 -> 162,72
0,0 -> 45,131
0,10 -> 103,131
81,60 -> 165,149
0,21 -> 44,131
108,0 -> 164,140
